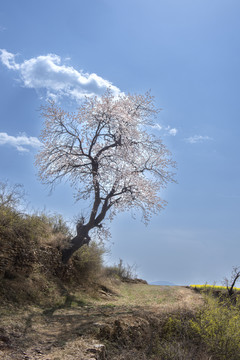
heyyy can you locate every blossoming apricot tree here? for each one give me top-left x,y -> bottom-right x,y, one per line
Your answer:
36,91 -> 176,263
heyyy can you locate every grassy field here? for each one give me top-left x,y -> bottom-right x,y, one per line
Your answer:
90,282 -> 203,309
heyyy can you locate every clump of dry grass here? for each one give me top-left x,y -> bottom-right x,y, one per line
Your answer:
104,259 -> 137,281
0,199 -> 110,307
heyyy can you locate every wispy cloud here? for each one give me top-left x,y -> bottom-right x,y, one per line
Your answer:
152,124 -> 178,136
184,135 -> 213,144
0,25 -> 6,32
0,49 -> 121,101
0,132 -> 41,153
152,124 -> 163,131
0,49 -> 19,70
167,126 -> 178,136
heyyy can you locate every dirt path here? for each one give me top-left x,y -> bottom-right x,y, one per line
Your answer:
0,285 -> 203,360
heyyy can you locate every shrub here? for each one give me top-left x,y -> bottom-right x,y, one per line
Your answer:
0,180 -> 25,210
151,309 -> 206,360
104,259 -> 137,281
0,206 -> 72,280
190,295 -> 240,359
151,293 -> 240,359
68,241 -> 106,284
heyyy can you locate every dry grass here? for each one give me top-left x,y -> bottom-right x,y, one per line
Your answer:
89,283 -> 204,311
0,284 -> 204,360
0,203 -> 208,358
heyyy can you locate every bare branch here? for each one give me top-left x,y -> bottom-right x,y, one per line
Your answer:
223,266 -> 240,297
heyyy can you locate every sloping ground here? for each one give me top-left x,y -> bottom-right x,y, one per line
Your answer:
0,284 -> 203,360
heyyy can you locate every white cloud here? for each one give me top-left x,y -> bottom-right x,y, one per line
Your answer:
184,135 -> 213,144
152,124 -> 178,136
152,124 -> 163,131
168,128 -> 178,136
0,132 -> 41,153
0,49 -> 20,70
0,49 -> 121,101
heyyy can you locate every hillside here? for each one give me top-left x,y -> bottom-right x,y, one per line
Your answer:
0,203 -> 206,359
0,283 -> 204,360
1,203 -> 240,359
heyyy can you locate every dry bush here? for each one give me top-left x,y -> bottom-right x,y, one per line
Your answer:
191,295 -> 240,359
65,241 -> 106,285
148,293 -> 240,360
0,180 -> 25,210
0,205 -> 71,305
104,259 -> 137,281
149,309 -> 205,360
0,207 -> 69,277
0,202 -> 110,305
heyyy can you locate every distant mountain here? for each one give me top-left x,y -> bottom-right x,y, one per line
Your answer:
149,281 -> 176,286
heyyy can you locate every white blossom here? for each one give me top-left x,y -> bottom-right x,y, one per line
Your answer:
36,90 -> 176,230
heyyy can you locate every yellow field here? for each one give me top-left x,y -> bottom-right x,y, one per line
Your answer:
190,284 -> 240,291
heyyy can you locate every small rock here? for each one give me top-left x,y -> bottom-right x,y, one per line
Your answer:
0,335 -> 11,344
87,343 -> 106,360
35,348 -> 43,354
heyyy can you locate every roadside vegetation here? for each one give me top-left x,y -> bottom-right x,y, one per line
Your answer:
153,291 -> 240,360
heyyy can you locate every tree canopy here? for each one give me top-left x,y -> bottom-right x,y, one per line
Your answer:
36,90 -> 176,262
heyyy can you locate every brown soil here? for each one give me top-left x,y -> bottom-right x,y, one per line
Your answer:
0,285 -> 203,360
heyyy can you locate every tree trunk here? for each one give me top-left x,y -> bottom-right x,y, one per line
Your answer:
61,224 -> 91,264
228,272 -> 240,297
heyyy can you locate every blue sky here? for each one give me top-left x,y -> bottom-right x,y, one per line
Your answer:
0,0 -> 240,285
